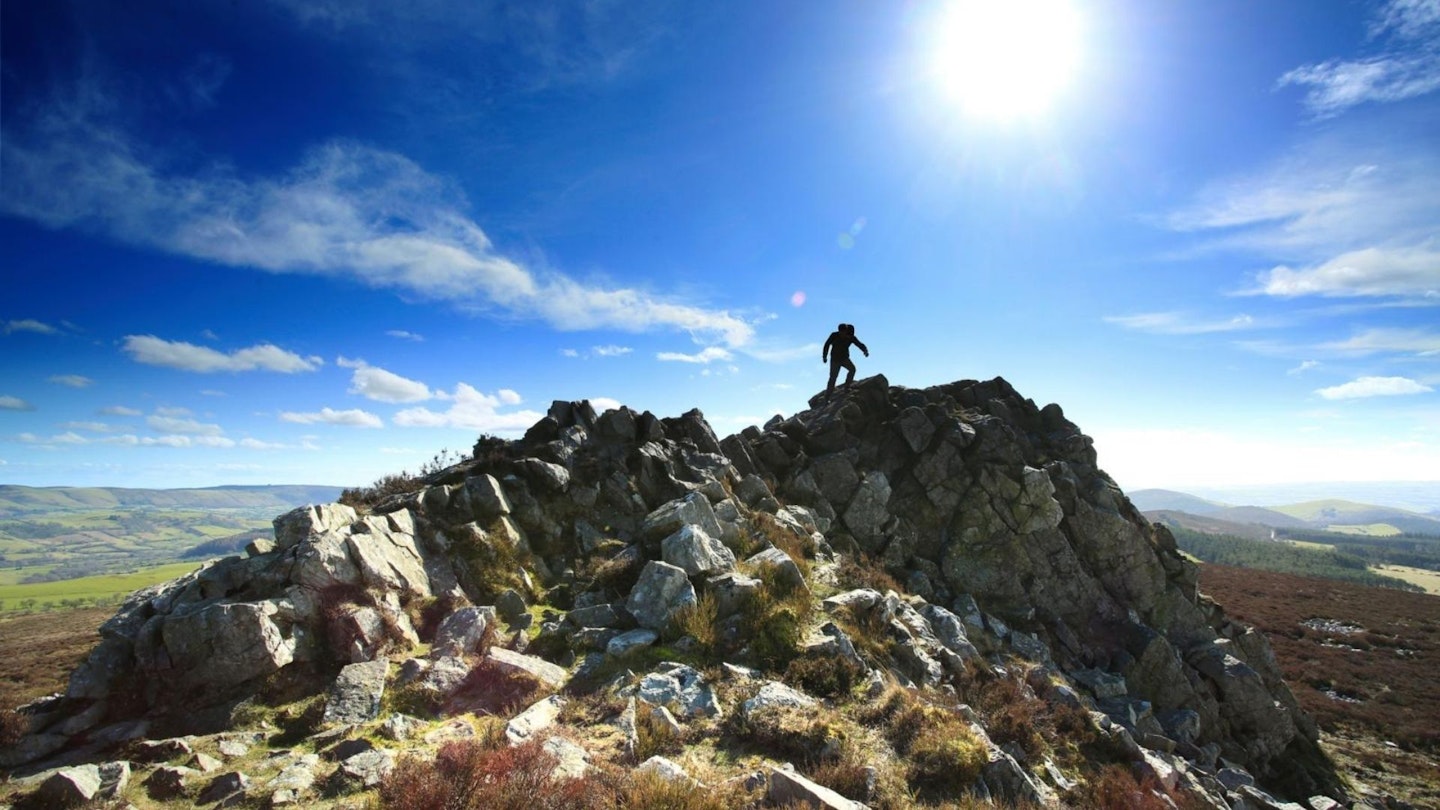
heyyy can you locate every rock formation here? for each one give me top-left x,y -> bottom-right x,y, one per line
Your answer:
3,376 -> 1354,809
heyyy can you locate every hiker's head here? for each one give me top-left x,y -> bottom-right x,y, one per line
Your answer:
836,322 -> 846,332
844,323 -> 855,334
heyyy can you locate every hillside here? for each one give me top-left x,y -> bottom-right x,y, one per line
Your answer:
0,485 -> 343,517
1127,488 -> 1225,515
2,377 -> 1356,809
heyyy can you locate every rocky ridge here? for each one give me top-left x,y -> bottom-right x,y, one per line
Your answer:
2,376 -> 1369,809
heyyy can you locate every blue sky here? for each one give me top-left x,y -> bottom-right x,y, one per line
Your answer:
2,0 -> 1437,492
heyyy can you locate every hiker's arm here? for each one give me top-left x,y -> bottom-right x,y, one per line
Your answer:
822,336 -> 832,362
855,338 -> 869,356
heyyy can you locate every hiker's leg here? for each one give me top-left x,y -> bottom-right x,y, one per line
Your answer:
843,359 -> 856,385
827,360 -> 841,394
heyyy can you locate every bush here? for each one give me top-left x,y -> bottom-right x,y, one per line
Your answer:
739,576 -> 813,672
836,552 -> 904,594
784,651 -> 865,701
731,703 -> 847,766
379,737 -> 595,810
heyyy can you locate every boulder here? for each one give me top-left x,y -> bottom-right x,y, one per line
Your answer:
505,695 -> 565,744
273,503 -> 358,551
625,561 -> 698,631
337,748 -> 397,790
432,606 -> 497,657
607,628 -> 659,657
487,647 -> 568,689
662,524 -> 736,576
322,659 -> 390,725
641,492 -> 725,546
741,681 -> 818,717
465,474 -> 512,519
158,601 -> 297,689
842,471 -> 891,548
197,771 -> 251,805
636,662 -> 723,719
144,765 -> 199,799
747,547 -> 807,593
767,765 -> 864,810
31,765 -> 102,808
637,755 -> 698,786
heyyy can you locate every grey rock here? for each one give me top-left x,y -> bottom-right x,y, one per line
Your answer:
322,659 -> 390,725
842,471 -> 891,548
497,588 -> 529,622
706,572 -> 761,617
637,755 -> 697,785
273,503 -> 358,551
432,606 -> 497,657
217,739 -> 250,759
96,760 -> 132,798
566,603 -> 620,628
337,748 -> 396,790
741,680 -> 818,717
506,695 -> 565,744
767,765 -> 865,810
1071,668 -> 1128,699
896,406 -> 936,453
636,662 -> 723,719
32,765 -> 102,808
465,474 -> 512,519
197,771 -> 251,805
662,524 -> 736,576
0,732 -> 68,768
607,628 -> 659,656
542,736 -> 590,780
246,537 -> 276,557
625,561 -> 698,631
380,713 -> 425,741
801,622 -> 869,673
190,751 -> 223,773
1217,767 -> 1256,791
488,646 -> 568,688
641,492 -> 724,546
158,601 -> 297,690
144,765 -> 198,799
747,547 -> 807,593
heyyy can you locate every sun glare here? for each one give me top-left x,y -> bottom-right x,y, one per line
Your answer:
930,0 -> 1083,121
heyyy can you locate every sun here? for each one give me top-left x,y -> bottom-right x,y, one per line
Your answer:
929,0 -> 1083,121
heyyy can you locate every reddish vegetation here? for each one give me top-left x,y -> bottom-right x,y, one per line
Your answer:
0,608 -> 109,714
1200,564 -> 1440,752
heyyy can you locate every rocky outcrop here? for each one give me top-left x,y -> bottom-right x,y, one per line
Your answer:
4,381 -> 1348,808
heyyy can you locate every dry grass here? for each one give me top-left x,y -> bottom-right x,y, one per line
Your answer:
0,607 -> 109,715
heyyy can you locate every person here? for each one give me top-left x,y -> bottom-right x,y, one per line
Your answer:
822,322 -> 869,395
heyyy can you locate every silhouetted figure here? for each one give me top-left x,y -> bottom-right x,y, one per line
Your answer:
823,322 -> 869,395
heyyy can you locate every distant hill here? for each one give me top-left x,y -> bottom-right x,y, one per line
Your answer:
1128,489 -> 1228,514
1267,499 -> 1440,535
1209,506 -> 1309,529
0,485 -> 343,517
1148,510 -> 1274,541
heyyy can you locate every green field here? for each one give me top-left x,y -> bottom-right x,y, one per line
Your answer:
0,561 -> 204,614
1326,523 -> 1401,537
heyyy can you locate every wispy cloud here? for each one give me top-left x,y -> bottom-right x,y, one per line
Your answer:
48,374 -> 94,388
1318,327 -> 1440,356
1277,0 -> 1440,118
1315,375 -> 1434,399
123,335 -> 323,373
393,384 -> 541,431
1287,360 -> 1321,375
99,405 -> 141,416
337,357 -> 433,403
1,396 -> 36,411
1241,245 -> 1440,299
4,319 -> 61,335
280,407 -> 384,428
61,421 -> 116,432
100,434 -> 237,448
386,330 -> 424,342
1102,312 -> 1263,335
657,346 -> 734,364
1,95 -> 755,347
146,415 -> 225,436
592,345 -> 633,357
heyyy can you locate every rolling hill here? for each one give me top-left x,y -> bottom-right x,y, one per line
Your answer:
0,485 -> 342,517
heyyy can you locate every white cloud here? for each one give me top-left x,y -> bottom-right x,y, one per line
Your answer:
386,330 -> 424,341
200,329 -> 220,341
1319,327 -> 1440,356
123,335 -> 323,373
239,437 -> 288,449
657,346 -> 734,364
592,345 -> 633,357
3,319 -> 59,335
1315,375 -> 1434,399
560,348 -> 580,358
100,405 -> 141,416
0,396 -> 35,411
17,431 -> 87,445
1102,312 -> 1262,335
1244,245 -> 1440,299
337,357 -> 432,403
147,415 -> 225,436
101,434 -> 237,448
393,383 -> 542,432
589,397 -> 622,414
280,407 -> 384,428
0,104 -> 756,347
61,421 -> 115,432
741,342 -> 822,363
1278,0 -> 1440,118
1287,360 -> 1321,375
154,406 -> 193,417
48,374 -> 94,388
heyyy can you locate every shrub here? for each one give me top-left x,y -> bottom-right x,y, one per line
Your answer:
907,719 -> 988,797
1070,765 -> 1177,810
731,703 -> 847,766
784,651 -> 865,701
634,705 -> 683,762
379,737 -> 596,810
836,551 -> 904,594
667,592 -> 720,658
738,575 -> 813,672
0,707 -> 27,749
443,657 -> 546,718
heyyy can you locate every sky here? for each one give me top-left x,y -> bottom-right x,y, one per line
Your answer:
1,0 -> 1437,493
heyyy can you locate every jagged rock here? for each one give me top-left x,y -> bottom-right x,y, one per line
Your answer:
96,761 -> 132,798
497,588 -> 529,622
417,654 -> 470,697
336,748 -> 396,790
641,492 -> 724,547
0,732 -> 68,768
506,695 -> 565,744
134,737 -> 195,762
322,659 -> 389,725
663,524 -> 736,576
742,681 -> 818,716
626,561 -> 698,631
190,751 -> 223,773
347,513 -> 433,597
607,628 -> 659,656
465,474 -> 512,519
31,765 -> 102,808
1072,668 -> 1128,699
767,765 -> 865,810
542,736 -> 591,780
432,606 -> 497,657
273,503 -> 358,550
488,646 -> 568,688
197,771 -> 250,805
144,765 -> 198,799
158,601 -> 297,690
1217,768 -> 1256,791
268,758 -> 318,805
823,588 -> 883,613
635,663 -> 723,719
801,622 -> 868,673
747,547 -> 807,593
1237,784 -> 1309,810
567,602 -> 620,628
246,537 -> 276,557
918,604 -> 981,661
706,572 -> 761,617
843,471 -> 891,548
637,755 -> 698,786
380,713 -> 425,741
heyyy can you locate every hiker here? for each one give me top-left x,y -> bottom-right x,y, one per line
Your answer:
822,322 -> 869,395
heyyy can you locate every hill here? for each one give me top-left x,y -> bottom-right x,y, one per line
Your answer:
1127,488 -> 1226,514
1269,499 -> 1440,535
0,485 -> 343,517
2,377 -> 1352,809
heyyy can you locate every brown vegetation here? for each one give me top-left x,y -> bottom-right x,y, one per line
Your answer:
0,607 -> 109,717
1200,564 -> 1440,752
